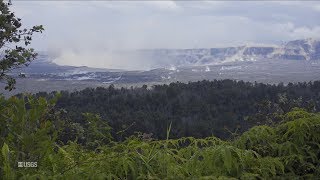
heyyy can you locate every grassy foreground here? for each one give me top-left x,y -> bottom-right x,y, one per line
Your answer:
1,95 -> 320,179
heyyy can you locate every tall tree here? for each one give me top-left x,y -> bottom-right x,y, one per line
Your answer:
0,0 -> 44,90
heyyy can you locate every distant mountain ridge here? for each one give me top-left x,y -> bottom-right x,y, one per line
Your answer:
4,38 -> 320,96
10,38 -> 320,79
138,38 -> 320,68
30,38 -> 320,71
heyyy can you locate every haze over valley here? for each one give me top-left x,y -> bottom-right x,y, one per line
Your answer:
2,38 -> 320,96
3,0 -> 320,97
2,1 -> 320,179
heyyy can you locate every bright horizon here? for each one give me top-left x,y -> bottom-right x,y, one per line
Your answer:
9,1 -> 320,69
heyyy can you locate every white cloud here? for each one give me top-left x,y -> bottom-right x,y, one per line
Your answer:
9,1 -> 320,70
314,4 -> 320,12
290,26 -> 320,39
144,1 -> 180,11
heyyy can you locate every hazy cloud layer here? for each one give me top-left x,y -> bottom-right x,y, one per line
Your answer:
9,1 -> 320,70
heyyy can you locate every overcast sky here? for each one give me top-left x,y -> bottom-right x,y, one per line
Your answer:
8,1 -> 320,69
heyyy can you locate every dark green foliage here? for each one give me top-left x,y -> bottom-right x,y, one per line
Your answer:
234,109 -> 320,177
1,95 -> 320,179
0,0 -> 44,90
82,113 -> 113,150
0,94 -> 60,178
36,80 -> 320,140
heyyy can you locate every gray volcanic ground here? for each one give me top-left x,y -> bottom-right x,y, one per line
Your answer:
2,38 -> 320,97
2,60 -> 320,97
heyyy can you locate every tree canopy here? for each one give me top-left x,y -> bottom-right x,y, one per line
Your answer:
30,80 -> 320,141
0,0 -> 43,90
1,94 -> 320,178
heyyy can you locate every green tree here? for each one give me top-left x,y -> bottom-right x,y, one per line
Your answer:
0,0 -> 44,90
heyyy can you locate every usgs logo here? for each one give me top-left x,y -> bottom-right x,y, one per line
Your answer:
17,162 -> 37,168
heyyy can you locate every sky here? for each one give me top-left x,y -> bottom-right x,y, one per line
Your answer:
8,0 -> 320,70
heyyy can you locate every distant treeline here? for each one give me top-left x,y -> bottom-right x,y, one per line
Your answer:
31,80 -> 320,140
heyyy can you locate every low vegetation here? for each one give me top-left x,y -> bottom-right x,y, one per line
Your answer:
1,94 -> 319,179
1,1 -> 319,179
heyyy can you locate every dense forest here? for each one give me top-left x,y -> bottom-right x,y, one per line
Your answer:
0,92 -> 320,179
1,0 -> 320,178
31,80 -> 320,141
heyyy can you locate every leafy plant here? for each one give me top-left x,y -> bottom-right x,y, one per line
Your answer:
0,0 -> 44,90
0,95 -> 319,179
